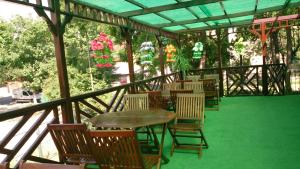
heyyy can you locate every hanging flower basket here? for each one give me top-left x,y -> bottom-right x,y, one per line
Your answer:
90,32 -> 114,69
165,44 -> 176,62
139,41 -> 154,65
192,42 -> 203,59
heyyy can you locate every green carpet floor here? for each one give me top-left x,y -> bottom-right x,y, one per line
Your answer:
161,95 -> 300,169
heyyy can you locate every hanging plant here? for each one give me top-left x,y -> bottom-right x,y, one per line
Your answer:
90,32 -> 114,69
165,44 -> 176,62
139,41 -> 154,65
192,42 -> 204,59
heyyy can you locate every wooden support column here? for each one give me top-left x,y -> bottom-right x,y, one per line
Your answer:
121,27 -> 135,93
216,29 -> 224,97
38,0 -> 74,123
250,23 -> 270,95
155,35 -> 165,76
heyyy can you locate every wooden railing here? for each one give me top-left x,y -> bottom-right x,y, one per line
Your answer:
187,64 -> 287,96
0,64 -> 289,168
0,100 -> 64,168
0,72 -> 179,168
70,73 -> 179,123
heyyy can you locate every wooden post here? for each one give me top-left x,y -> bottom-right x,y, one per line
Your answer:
155,35 -> 165,76
216,29 -> 224,97
121,27 -> 135,93
48,0 -> 73,123
260,23 -> 269,95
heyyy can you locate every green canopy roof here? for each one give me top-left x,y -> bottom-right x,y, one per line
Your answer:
74,0 -> 300,33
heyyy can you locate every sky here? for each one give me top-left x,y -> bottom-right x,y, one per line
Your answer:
0,0 -> 38,20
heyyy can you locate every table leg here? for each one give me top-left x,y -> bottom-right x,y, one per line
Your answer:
156,123 -> 168,169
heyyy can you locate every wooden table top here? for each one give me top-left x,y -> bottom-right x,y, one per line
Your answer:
89,109 -> 175,129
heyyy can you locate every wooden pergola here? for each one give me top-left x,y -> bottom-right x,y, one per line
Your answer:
2,0 -> 300,124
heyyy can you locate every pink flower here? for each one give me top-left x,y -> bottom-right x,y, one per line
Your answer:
101,55 -> 109,59
105,63 -> 112,67
107,39 -> 114,50
90,40 -> 104,51
96,63 -> 104,68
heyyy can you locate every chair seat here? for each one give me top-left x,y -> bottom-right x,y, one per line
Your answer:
143,154 -> 160,169
169,123 -> 202,131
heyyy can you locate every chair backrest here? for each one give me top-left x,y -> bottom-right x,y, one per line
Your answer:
19,161 -> 85,169
47,124 -> 94,164
183,81 -> 204,92
204,74 -> 219,84
199,79 -> 216,91
176,93 -> 205,123
0,163 -> 8,169
89,130 -> 145,169
170,90 -> 193,106
162,82 -> 181,91
140,91 -> 163,109
123,93 -> 149,111
186,75 -> 202,81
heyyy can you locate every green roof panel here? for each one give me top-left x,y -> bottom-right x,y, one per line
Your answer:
131,14 -> 171,25
223,0 -> 256,14
198,2 -> 224,17
163,25 -> 186,32
77,0 -> 141,13
257,0 -> 286,10
207,19 -> 229,26
230,15 -> 254,23
185,22 -> 207,29
134,0 -> 177,8
159,8 -> 197,21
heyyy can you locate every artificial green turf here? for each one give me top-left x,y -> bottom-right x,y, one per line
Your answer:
162,95 -> 300,169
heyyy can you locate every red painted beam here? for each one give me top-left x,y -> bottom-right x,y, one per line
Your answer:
253,14 -> 300,24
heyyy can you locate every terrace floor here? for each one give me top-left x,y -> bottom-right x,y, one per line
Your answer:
161,95 -> 300,169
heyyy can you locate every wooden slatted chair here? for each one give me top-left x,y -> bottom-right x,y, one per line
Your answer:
169,93 -> 208,158
123,93 -> 149,111
140,91 -> 166,109
47,124 -> 95,165
19,161 -> 86,169
186,75 -> 202,81
89,130 -> 159,169
162,82 -> 181,91
0,163 -> 8,169
169,90 -> 193,109
123,93 -> 152,143
204,74 -> 220,101
183,81 -> 204,93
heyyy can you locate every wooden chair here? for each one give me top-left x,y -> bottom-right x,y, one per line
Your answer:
123,93 -> 152,142
204,74 -> 220,101
89,130 -> 159,169
169,93 -> 208,158
123,93 -> 149,111
47,124 -> 95,165
19,161 -> 85,169
0,163 -> 8,169
140,91 -> 166,109
186,75 -> 202,81
170,89 -> 193,109
162,82 -> 181,91
183,81 -> 204,93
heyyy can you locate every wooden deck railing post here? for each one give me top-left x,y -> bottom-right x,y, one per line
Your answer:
36,0 -> 74,123
216,29 -> 224,97
121,27 -> 136,93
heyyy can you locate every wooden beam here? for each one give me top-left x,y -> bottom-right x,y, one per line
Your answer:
121,0 -> 222,17
155,35 -> 165,76
253,14 -> 300,24
121,27 -> 135,93
49,0 -> 74,123
216,29 -> 224,97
